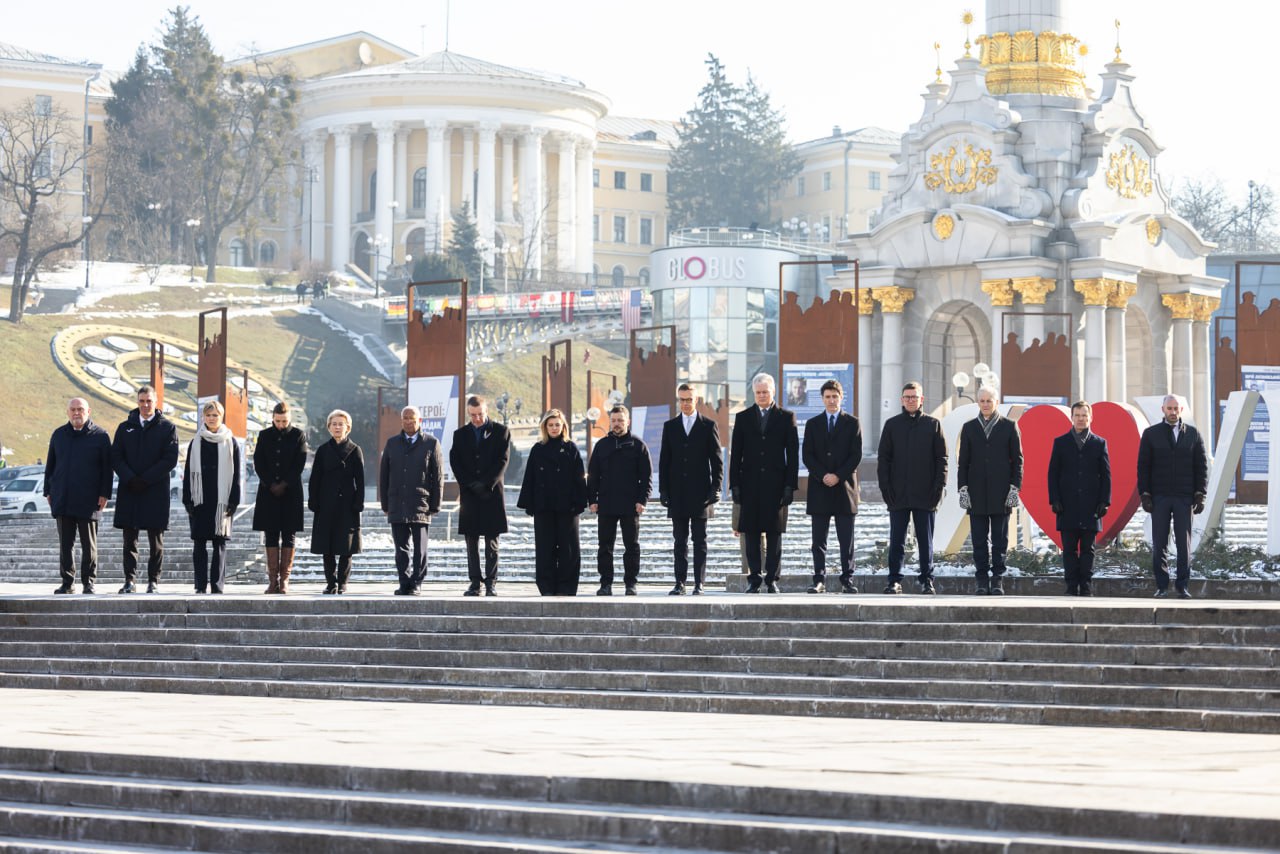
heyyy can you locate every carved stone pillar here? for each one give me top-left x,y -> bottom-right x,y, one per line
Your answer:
476,124 -> 498,244
1106,280 -> 1137,405
425,121 -> 447,252
981,278 -> 1015,384
330,125 -> 354,270
576,139 -> 595,275
304,131 -> 327,264
519,128 -> 546,275
460,127 -> 475,210
1191,295 -> 1221,440
1012,276 -> 1055,346
499,132 -> 515,223
555,135 -> 576,272
373,121 -> 396,278
1162,293 -> 1196,405
872,286 -> 915,438
1074,278 -> 1112,403
857,288 -> 875,456
394,128 -> 409,218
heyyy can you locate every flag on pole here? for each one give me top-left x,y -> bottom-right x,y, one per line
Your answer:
622,288 -> 641,333
561,291 -> 576,323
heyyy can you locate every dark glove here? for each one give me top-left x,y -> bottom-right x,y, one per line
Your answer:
1140,493 -> 1154,514
659,493 -> 669,508
269,481 -> 287,498
226,506 -> 237,517
1050,503 -> 1062,515
128,476 -> 148,494
731,487 -> 741,504
705,491 -> 720,506
1094,504 -> 1109,519
1193,493 -> 1206,515
780,486 -> 795,507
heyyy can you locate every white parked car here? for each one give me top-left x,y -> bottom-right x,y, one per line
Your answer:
0,474 -> 49,515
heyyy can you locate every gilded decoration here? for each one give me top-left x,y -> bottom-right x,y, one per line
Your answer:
923,142 -> 998,194
871,286 -> 916,314
856,288 -> 875,316
1190,295 -> 1222,323
976,30 -> 1087,98
1161,293 -> 1196,320
1105,145 -> 1154,199
932,213 -> 956,240
1073,278 -> 1114,307
1146,217 -> 1162,245
981,278 -> 1015,308
1106,280 -> 1138,309
1012,276 -> 1056,305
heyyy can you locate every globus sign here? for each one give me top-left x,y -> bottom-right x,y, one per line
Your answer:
666,253 -> 748,282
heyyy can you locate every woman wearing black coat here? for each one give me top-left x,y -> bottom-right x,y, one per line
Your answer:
517,409 -> 587,595
308,409 -> 364,594
182,401 -> 241,594
252,402 -> 308,594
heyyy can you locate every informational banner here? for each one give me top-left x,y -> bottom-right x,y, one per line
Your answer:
1239,365 -> 1280,481
629,405 -> 666,498
408,375 -> 460,483
782,362 -> 854,477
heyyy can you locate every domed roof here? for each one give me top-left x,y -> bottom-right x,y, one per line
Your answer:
338,49 -> 587,90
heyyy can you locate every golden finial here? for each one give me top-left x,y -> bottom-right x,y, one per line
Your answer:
934,41 -> 942,82
962,10 -> 974,58
1113,18 -> 1122,61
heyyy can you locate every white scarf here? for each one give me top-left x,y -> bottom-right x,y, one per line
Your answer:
189,423 -> 236,538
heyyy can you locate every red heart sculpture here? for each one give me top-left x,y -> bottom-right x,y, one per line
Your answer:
1016,402 -> 1146,549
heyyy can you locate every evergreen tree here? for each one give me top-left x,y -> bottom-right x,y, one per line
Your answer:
446,201 -> 488,285
667,55 -> 801,230
411,253 -> 466,283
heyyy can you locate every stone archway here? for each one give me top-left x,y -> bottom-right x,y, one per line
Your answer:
1125,305 -> 1154,404
353,231 -> 372,276
922,300 -> 990,417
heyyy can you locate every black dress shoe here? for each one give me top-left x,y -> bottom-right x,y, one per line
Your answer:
596,586 -> 612,596
918,579 -> 937,595
766,581 -> 781,594
669,584 -> 686,595
82,583 -> 95,594
463,583 -> 482,597
691,584 -> 704,595
485,584 -> 497,597
1065,585 -> 1078,596
322,586 -> 337,595
194,588 -> 207,594
1176,587 -> 1192,599
1078,582 -> 1092,597
54,584 -> 73,595
840,579 -> 858,594
409,586 -> 423,596
807,582 -> 825,594
744,582 -> 761,593
394,586 -> 410,595
1154,589 -> 1168,598
883,582 -> 903,594
989,579 -> 1004,596
146,582 -> 159,593
624,585 -> 638,596
975,586 -> 989,595
974,576 -> 990,595
119,582 -> 136,594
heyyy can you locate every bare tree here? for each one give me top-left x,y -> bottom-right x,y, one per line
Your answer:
0,99 -> 104,323
1171,176 -> 1278,252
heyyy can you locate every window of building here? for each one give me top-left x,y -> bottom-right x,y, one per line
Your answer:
639,217 -> 653,245
638,267 -> 650,286
614,170 -> 626,190
593,169 -> 600,188
259,241 -> 277,265
34,150 -> 52,179
822,171 -> 832,192
368,171 -> 378,210
611,265 -> 626,287
613,215 -> 627,243
412,168 -> 426,209
868,171 -> 881,190
229,239 -> 246,267
640,173 -> 653,192
34,95 -> 51,116
593,214 -> 600,241
796,176 -> 805,196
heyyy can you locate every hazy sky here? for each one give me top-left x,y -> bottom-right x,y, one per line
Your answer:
9,1 -> 1275,203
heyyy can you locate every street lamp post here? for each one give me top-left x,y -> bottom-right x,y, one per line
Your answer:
185,218 -> 201,282
475,237 -> 493,295
81,216 -> 92,289
372,234 -> 388,299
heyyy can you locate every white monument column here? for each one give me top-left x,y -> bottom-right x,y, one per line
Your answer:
1106,281 -> 1136,404
1074,279 -> 1110,403
1191,295 -> 1220,444
425,121 -> 447,253
499,132 -> 515,223
520,128 -> 546,275
576,139 -> 595,275
394,128 -> 409,215
857,289 -> 875,456
460,128 -> 475,210
330,126 -> 354,271
873,286 -> 914,441
476,124 -> 498,244
305,131 -> 327,264
1163,293 -> 1196,403
373,121 -> 396,278
981,279 -> 1015,384
555,135 -> 576,272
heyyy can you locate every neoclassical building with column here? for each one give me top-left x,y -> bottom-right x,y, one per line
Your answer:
832,0 -> 1224,453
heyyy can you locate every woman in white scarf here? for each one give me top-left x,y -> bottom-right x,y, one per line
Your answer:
182,401 -> 241,593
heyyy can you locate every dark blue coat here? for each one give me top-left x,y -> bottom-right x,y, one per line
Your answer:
587,432 -> 652,517
111,409 -> 179,531
450,420 -> 511,536
517,438 -> 587,516
251,425 -> 308,534
44,419 -> 112,521
729,405 -> 799,533
1047,431 -> 1111,532
182,436 -> 242,541
802,411 -> 862,517
659,413 -> 723,519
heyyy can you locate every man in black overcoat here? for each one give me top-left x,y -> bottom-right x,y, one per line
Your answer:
957,387 -> 1023,595
802,379 -> 862,594
659,383 -> 723,595
729,373 -> 799,593
587,405 -> 652,595
1137,394 -> 1209,598
111,385 -> 179,593
381,406 -> 443,595
877,382 -> 947,594
44,398 -> 113,594
1047,401 -> 1111,596
450,395 -> 511,596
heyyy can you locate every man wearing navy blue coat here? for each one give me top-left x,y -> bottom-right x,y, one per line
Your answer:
44,398 -> 113,594
1047,401 -> 1111,596
802,379 -> 862,594
659,383 -> 723,595
1137,395 -> 1209,599
111,385 -> 179,593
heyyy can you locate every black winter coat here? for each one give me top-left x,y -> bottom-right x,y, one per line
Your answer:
380,431 -> 442,524
44,420 -> 112,521
877,409 -> 947,511
111,410 -> 179,531
802,411 -> 862,517
517,439 -> 587,515
181,437 -> 241,541
658,414 -> 723,519
1047,431 -> 1111,532
251,425 -> 307,534
449,420 -> 510,536
587,432 -> 652,517
957,416 -> 1023,516
1137,421 -> 1208,499
730,405 -> 799,534
309,439 -> 363,555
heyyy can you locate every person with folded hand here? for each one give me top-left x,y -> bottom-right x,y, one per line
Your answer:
111,385 -> 178,594
957,387 -> 1022,595
450,395 -> 511,597
251,402 -> 307,594
1047,401 -> 1111,596
1137,394 -> 1208,599
659,383 -> 723,595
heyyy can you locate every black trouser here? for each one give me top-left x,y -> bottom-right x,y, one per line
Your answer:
970,512 -> 1010,578
672,516 -> 708,586
1060,529 -> 1097,589
193,537 -> 227,593
122,527 -> 164,584
744,530 -> 783,585
534,512 -> 580,596
887,508 -> 935,581
263,529 -> 297,548
56,517 -> 98,588
323,554 -> 353,586
1151,494 -> 1193,590
465,535 -> 500,586
392,522 -> 430,590
810,514 -> 854,583
597,514 -> 640,587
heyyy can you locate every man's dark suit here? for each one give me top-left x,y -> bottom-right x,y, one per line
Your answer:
729,404 -> 799,589
1137,420 -> 1208,593
1047,430 -> 1111,593
659,412 -> 723,592
802,410 -> 862,590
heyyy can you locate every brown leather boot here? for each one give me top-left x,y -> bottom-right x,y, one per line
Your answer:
278,547 -> 294,594
264,547 -> 280,594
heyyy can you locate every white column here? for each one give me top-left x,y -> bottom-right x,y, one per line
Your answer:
305,131 -> 326,264
425,121 -> 447,253
1170,316 -> 1193,400
880,311 -> 904,440
520,128 -> 546,275
576,139 -> 595,275
1193,317 -> 1212,444
858,305 -> 874,456
351,131 -> 364,217
1083,304 -> 1107,403
1106,305 -> 1127,404
373,121 -> 396,279
555,135 -> 576,272
460,128 -> 475,211
330,126 -> 354,271
476,124 -> 498,245
394,128 -> 409,215
499,132 -> 515,223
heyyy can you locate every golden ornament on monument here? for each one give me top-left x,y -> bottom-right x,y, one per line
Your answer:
923,142 -> 998,194
933,213 -> 956,240
1146,217 -> 1162,245
1105,144 -> 1153,199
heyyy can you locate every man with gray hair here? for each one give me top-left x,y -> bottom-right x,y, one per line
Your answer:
730,373 -> 799,592
44,398 -> 113,594
381,405 -> 443,595
957,387 -> 1022,594
1137,394 -> 1208,598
